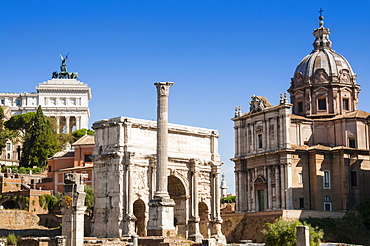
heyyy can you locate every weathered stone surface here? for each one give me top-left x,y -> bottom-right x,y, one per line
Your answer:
92,116 -> 225,244
0,210 -> 40,228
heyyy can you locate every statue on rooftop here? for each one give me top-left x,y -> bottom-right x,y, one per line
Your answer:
52,53 -> 79,79
59,53 -> 69,73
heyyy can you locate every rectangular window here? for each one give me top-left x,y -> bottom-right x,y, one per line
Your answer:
16,99 -> 21,106
84,154 -> 92,163
48,166 -> 52,172
349,138 -> 356,148
258,134 -> 263,149
324,202 -> 332,211
1,99 -> 4,105
299,198 -> 304,209
298,101 -> 303,113
6,142 -> 11,151
318,98 -> 326,110
298,172 -> 303,184
323,170 -> 330,189
324,196 -> 330,202
343,98 -> 349,110
351,171 -> 358,187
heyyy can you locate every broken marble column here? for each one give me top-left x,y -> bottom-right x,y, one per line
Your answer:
147,82 -> 176,237
62,173 -> 88,246
296,225 -> 310,246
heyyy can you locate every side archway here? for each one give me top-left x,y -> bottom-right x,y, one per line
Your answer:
133,199 -> 146,237
198,202 -> 210,238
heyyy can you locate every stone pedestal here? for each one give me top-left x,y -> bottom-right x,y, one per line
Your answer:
147,197 -> 176,236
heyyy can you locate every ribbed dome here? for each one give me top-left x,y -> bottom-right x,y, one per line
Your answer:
291,15 -> 356,87
295,49 -> 354,80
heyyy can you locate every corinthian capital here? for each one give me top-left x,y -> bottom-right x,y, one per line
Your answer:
155,82 -> 174,97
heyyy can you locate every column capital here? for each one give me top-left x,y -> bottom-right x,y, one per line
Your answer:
155,82 -> 174,97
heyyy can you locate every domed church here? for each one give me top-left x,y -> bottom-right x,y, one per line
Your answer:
232,14 -> 370,213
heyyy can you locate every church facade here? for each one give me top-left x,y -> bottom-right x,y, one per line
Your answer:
91,116 -> 225,243
232,15 -> 370,213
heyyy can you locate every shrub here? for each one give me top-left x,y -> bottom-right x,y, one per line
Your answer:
6,233 -> 17,245
263,217 -> 323,246
220,195 -> 236,204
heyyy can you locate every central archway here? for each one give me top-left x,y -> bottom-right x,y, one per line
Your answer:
168,175 -> 187,237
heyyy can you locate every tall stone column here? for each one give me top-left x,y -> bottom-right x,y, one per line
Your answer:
210,163 -> 226,244
188,159 -> 203,242
66,116 -> 70,134
147,82 -> 176,237
267,166 -> 272,210
275,165 -> 281,209
123,152 -> 137,237
56,116 -> 60,134
247,169 -> 251,212
280,164 -> 286,209
76,116 -> 81,130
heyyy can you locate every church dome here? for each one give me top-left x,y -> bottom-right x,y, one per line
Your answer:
291,15 -> 356,88
288,13 -> 360,117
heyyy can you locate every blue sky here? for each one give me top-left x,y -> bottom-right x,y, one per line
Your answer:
1,0 -> 370,192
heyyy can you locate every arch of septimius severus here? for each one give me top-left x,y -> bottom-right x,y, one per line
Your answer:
91,82 -> 226,244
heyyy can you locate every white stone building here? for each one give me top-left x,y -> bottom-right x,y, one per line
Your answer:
232,15 -> 370,213
91,116 -> 225,243
0,78 -> 91,134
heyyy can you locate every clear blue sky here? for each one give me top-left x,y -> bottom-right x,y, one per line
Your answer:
1,0 -> 370,192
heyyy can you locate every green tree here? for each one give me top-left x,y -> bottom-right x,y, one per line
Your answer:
84,184 -> 94,217
72,128 -> 94,142
21,106 -> 58,167
263,217 -> 323,246
0,107 -> 18,155
5,112 -> 36,134
220,195 -> 236,204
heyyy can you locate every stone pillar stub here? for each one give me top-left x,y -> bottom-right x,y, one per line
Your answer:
61,173 -> 88,246
296,225 -> 310,246
147,82 -> 176,237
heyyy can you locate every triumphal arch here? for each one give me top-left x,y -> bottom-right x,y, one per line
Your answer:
91,117 -> 225,243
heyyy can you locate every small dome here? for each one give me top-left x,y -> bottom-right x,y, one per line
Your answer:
291,16 -> 356,88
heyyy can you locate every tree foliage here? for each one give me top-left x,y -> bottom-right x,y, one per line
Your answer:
263,217 -> 323,246
21,106 -> 58,167
0,107 -> 18,155
305,209 -> 370,245
220,195 -> 236,204
72,128 -> 94,142
84,184 -> 94,216
5,112 -> 36,133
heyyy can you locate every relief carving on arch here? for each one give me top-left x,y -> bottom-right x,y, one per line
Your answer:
294,72 -> 304,87
132,166 -> 148,192
313,69 -> 329,83
339,69 -> 350,84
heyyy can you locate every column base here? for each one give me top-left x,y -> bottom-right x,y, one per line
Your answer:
188,233 -> 203,243
147,197 -> 176,237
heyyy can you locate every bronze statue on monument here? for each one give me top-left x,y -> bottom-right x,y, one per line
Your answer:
52,53 -> 79,79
